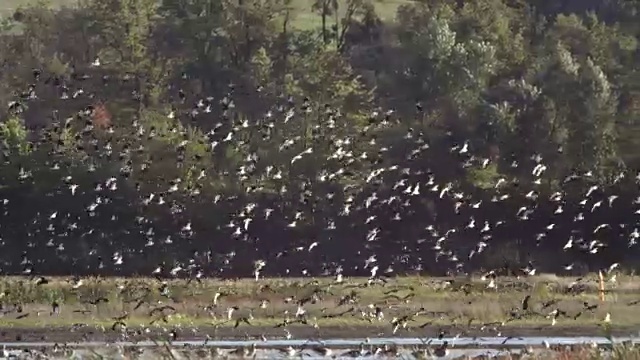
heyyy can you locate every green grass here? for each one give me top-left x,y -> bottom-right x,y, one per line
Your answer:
0,0 -> 409,29
0,274 -> 639,332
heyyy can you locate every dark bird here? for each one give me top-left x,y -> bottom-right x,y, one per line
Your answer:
111,321 -> 126,331
112,313 -> 129,322
86,297 -> 109,305
417,320 -> 434,329
48,301 -> 60,316
34,277 -> 49,286
582,302 -> 598,312
234,317 -> 251,328
522,294 -> 531,311
148,305 -> 176,317
541,299 -> 559,309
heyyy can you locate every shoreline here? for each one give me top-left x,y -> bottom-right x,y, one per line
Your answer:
0,325 -> 630,343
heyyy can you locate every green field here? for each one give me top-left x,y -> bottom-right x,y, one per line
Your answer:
0,0 -> 409,29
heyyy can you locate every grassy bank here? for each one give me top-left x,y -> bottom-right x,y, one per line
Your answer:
0,274 -> 638,334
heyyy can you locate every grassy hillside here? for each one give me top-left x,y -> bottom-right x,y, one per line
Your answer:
1,0 -> 407,29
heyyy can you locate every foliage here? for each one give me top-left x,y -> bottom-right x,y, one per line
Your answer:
0,0 -> 640,276
0,117 -> 30,155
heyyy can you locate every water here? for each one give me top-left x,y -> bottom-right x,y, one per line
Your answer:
0,336 -> 635,348
0,348 -> 572,360
1,348 -> 533,360
2,337 -> 634,359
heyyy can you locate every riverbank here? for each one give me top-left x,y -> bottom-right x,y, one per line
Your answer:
0,274 -> 637,343
0,324 -> 633,343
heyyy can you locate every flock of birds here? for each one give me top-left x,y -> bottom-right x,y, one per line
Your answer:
0,273 -> 616,359
0,55 -> 639,358
2,55 -> 639,278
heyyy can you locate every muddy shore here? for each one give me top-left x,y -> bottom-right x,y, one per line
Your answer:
0,325 -> 631,344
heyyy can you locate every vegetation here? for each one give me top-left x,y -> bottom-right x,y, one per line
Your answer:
0,275 -> 638,335
0,0 -> 640,277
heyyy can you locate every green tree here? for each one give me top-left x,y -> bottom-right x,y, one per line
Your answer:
0,117 -> 30,156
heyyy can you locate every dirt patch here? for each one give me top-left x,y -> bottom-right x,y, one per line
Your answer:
0,325 -> 631,343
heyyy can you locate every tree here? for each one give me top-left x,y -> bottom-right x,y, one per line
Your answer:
311,0 -> 337,44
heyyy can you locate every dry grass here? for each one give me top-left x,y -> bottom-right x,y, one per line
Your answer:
0,274 -> 639,330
